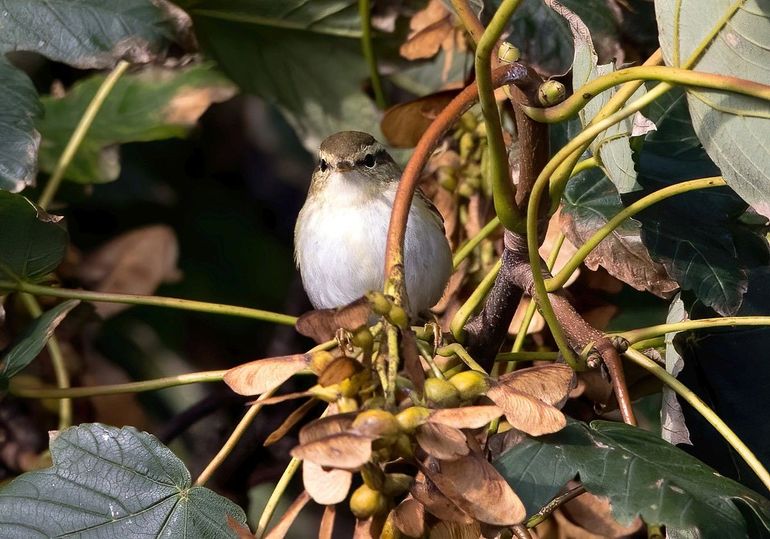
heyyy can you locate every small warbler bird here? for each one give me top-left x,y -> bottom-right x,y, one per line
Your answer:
294,131 -> 452,315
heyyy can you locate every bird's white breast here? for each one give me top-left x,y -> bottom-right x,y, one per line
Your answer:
295,172 -> 451,314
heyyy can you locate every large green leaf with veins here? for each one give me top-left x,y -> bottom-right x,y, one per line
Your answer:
656,0 -> 770,219
0,423 -> 247,538
495,421 -> 770,538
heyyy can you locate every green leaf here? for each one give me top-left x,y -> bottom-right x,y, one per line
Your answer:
495,421 -> 770,537
37,63 -> 236,184
503,0 -> 619,76
0,0 -> 174,68
561,168 -> 677,297
656,0 -> 770,219
550,0 -> 651,193
0,191 -> 68,282
0,300 -> 79,389
0,423 -> 247,538
0,56 -> 42,192
635,89 -> 764,315
176,0 -> 387,149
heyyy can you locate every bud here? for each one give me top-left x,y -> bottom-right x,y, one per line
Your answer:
309,350 -> 335,374
497,41 -> 520,64
366,291 -> 392,315
538,80 -> 567,107
396,406 -> 431,432
353,409 -> 401,439
387,304 -> 409,329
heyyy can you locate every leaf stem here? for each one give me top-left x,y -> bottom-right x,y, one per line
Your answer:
0,280 -> 297,325
437,343 -> 487,373
38,60 -> 131,210
452,216 -> 501,268
255,457 -> 302,538
547,176 -> 725,291
495,351 -> 558,362
524,66 -> 770,123
358,0 -> 386,109
10,370 -> 227,399
525,84 -> 672,365
194,391 -> 273,487
526,485 -> 586,528
619,317 -> 770,344
448,0 -> 486,45
474,0 -> 524,232
624,348 -> 770,492
17,293 -> 72,430
450,258 -> 501,341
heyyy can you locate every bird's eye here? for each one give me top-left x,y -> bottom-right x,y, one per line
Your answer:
319,159 -> 328,172
363,154 -> 376,168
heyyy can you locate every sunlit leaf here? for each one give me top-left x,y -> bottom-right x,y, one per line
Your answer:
415,423 -> 468,461
224,354 -> 309,396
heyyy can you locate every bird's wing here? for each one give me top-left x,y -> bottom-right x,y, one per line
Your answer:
415,187 -> 446,234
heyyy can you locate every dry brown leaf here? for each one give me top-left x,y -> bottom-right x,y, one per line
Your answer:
296,297 -> 371,342
317,356 -> 362,387
428,521 -> 482,539
163,85 -> 236,124
508,297 -> 546,336
428,405 -> 503,429
412,473 -> 473,524
223,354 -> 309,396
263,491 -> 311,539
486,384 -> 567,436
353,515 -> 385,539
426,454 -> 526,526
381,90 -> 458,148
582,304 -> 619,332
540,210 -> 580,288
298,413 -> 356,445
560,204 -> 678,298
562,487 -> 643,537
399,0 -> 453,60
391,497 -> 426,537
319,505 -> 336,539
264,399 -> 319,446
291,432 -> 372,469
416,423 -> 469,460
78,225 -> 180,318
401,329 -> 426,395
303,460 -> 352,505
497,364 -> 576,408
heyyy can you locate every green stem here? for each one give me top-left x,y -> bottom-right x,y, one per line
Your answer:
474,0 -> 524,232
0,280 -> 297,325
358,0 -> 386,109
10,370 -> 227,399
624,348 -> 770,492
255,457 -> 302,538
619,317 -> 770,344
495,351 -> 558,362
38,60 -> 131,210
570,156 -> 600,176
194,390 -> 274,486
523,66 -> 770,123
386,323 -> 400,405
547,177 -> 725,291
450,258 -> 502,341
452,216 -> 501,268
437,343 -> 487,373
18,293 -> 72,430
526,84 -> 673,367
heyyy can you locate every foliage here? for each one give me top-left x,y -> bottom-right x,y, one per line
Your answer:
0,0 -> 767,537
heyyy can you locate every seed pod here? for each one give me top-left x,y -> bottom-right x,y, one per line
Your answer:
351,327 -> 373,350
361,463 -> 386,491
459,132 -> 475,161
353,409 -> 401,439
437,166 -> 458,191
387,304 -> 409,329
310,351 -> 335,374
383,473 -> 414,496
366,291 -> 392,315
337,396 -> 359,413
396,406 -> 431,433
424,377 -> 461,408
393,433 -> 414,459
459,111 -> 478,132
449,370 -> 489,400
350,484 -> 388,519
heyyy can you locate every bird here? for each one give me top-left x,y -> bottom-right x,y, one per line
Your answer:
294,131 -> 452,316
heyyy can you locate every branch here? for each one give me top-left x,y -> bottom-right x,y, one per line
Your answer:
358,0 -> 386,109
448,0 -> 485,45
